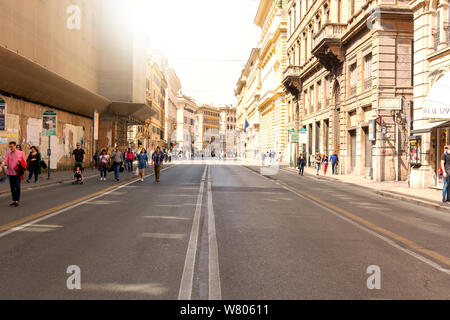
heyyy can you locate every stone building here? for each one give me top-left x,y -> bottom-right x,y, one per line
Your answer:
235,48 -> 262,160
255,0 -> 290,163
282,0 -> 414,181
195,105 -> 221,156
219,105 -> 237,157
176,94 -> 198,155
0,0 -> 152,169
145,59 -> 167,151
409,0 -> 450,188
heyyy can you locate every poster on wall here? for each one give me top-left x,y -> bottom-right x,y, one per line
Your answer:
43,110 -> 57,136
0,98 -> 5,131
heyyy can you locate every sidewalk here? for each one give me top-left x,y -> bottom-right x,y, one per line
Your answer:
0,164 -> 140,196
281,164 -> 449,212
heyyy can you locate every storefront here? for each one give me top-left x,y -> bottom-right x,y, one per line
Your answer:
410,71 -> 450,188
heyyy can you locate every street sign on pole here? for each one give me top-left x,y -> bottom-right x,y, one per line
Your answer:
43,110 -> 56,180
43,110 -> 57,136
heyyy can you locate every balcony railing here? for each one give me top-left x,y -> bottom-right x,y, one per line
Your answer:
364,78 -> 372,91
313,23 -> 347,49
434,30 -> 440,50
283,65 -> 303,78
447,24 -> 450,45
350,85 -> 357,97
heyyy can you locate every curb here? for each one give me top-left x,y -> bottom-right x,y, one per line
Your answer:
263,166 -> 450,213
0,173 -> 100,196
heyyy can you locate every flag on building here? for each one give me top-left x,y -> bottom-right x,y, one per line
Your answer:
244,119 -> 250,132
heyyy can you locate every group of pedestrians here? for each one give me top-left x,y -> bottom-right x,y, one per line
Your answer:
0,141 -> 171,208
94,146 -> 167,183
261,151 -> 278,166
297,151 -> 339,176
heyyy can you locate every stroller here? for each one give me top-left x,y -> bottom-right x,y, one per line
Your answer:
72,162 -> 84,184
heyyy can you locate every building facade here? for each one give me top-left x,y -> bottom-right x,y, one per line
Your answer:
255,0 -> 290,163
145,59 -> 167,151
235,48 -> 262,160
219,106 -> 237,157
196,105 -> 221,156
409,0 -> 450,188
282,0 -> 414,181
176,94 -> 198,155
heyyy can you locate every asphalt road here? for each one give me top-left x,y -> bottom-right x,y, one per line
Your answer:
0,162 -> 449,299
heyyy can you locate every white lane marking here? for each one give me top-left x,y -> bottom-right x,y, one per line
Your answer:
207,165 -> 222,300
140,233 -> 185,240
142,216 -> 191,221
0,166 -> 176,239
243,166 -> 450,275
178,165 -> 208,300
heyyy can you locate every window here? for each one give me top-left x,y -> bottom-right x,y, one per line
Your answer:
338,0 -> 342,23
349,63 -> 357,96
364,54 -> 372,91
317,81 -> 322,110
310,85 -> 315,113
434,10 -> 441,49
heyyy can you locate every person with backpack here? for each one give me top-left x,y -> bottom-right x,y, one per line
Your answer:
297,153 -> 306,176
152,146 -> 164,183
441,145 -> 450,203
330,150 -> 339,175
0,141 -> 27,207
111,146 -> 124,182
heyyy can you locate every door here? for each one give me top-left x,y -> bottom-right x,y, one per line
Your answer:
363,127 -> 373,179
350,130 -> 356,172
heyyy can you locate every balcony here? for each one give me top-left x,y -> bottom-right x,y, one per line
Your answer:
434,30 -> 440,50
282,65 -> 302,97
312,23 -> 346,71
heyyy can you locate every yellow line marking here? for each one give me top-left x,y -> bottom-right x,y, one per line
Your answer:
283,182 -> 450,268
0,179 -> 133,233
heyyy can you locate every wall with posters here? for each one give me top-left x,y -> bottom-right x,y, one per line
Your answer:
0,95 -> 93,170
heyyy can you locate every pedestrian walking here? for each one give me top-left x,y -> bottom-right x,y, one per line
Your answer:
137,148 -> 149,182
152,146 -> 164,183
441,145 -> 450,203
315,152 -> 322,175
0,141 -> 27,207
26,146 -> 42,183
72,142 -> 86,181
168,150 -> 172,163
125,148 -> 134,173
93,150 -> 99,169
111,146 -> 124,181
261,152 -> 266,166
297,153 -> 306,176
330,150 -> 339,175
322,154 -> 329,175
98,149 -> 110,181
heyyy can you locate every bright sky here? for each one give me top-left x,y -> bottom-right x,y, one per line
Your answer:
137,0 -> 261,106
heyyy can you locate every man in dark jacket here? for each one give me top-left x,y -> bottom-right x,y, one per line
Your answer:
297,153 -> 306,176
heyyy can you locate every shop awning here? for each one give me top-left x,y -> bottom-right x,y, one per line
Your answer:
0,46 -> 111,117
411,120 -> 450,134
422,71 -> 450,119
101,102 -> 155,124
